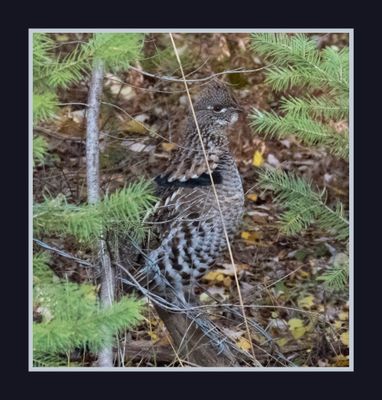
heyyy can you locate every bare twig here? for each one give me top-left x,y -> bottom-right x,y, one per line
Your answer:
129,65 -> 269,83
33,238 -> 95,267
86,59 -> 115,367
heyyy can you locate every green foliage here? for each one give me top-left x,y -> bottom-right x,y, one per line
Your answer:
34,195 -> 102,243
45,44 -> 90,89
257,168 -> 348,240
88,33 -> 144,72
33,135 -> 49,167
251,33 -> 350,293
251,33 -> 348,93
250,33 -> 349,161
100,180 -> 156,241
33,32 -> 144,129
279,95 -> 348,121
33,180 -> 156,244
317,253 -> 349,292
33,252 -> 54,282
32,33 -> 150,367
251,109 -> 349,160
33,252 -> 143,366
33,93 -> 58,124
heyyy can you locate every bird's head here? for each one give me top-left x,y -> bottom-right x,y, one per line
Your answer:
192,79 -> 243,131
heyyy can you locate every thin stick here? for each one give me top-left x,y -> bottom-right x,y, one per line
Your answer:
169,33 -> 260,366
129,65 -> 269,83
86,59 -> 115,367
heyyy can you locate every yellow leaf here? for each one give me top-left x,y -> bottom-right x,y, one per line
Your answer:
202,271 -> 219,281
120,119 -> 148,134
148,331 -> 158,342
241,231 -> 263,243
202,271 -> 224,283
246,193 -> 258,202
288,318 -> 306,339
333,354 -> 349,367
252,150 -> 264,167
276,338 -> 289,348
241,231 -> 251,240
333,320 -> 343,330
297,295 -> 315,309
161,142 -> 177,152
339,311 -> 349,321
340,331 -> 349,346
237,337 -> 252,351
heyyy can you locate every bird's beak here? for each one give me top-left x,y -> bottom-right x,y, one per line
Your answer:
232,105 -> 244,113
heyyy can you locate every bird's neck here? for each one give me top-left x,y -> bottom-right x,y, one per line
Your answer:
183,122 -> 230,156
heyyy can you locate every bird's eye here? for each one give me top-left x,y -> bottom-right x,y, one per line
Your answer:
213,105 -> 226,113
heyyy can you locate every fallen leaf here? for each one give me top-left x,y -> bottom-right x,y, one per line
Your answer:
333,320 -> 343,330
252,150 -> 265,167
333,354 -> 349,367
202,271 -> 225,282
288,318 -> 306,339
236,337 -> 252,351
161,142 -> 177,152
120,119 -> 149,134
241,231 -> 251,240
241,231 -> 263,243
246,193 -> 258,202
147,331 -> 159,342
339,311 -> 349,321
276,337 -> 289,348
297,295 -> 315,309
340,331 -> 349,346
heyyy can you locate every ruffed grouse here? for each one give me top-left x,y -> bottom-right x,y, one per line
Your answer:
141,80 -> 244,304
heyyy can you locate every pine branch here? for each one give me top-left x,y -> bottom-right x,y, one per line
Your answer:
251,33 -> 348,94
33,196 -> 102,243
317,253 -> 349,291
33,292 -> 143,357
257,168 -> 349,240
265,65 -> 333,92
250,109 -> 349,160
33,183 -> 155,244
33,135 -> 49,166
88,33 -> 144,72
280,95 -> 348,120
320,46 -> 349,94
33,252 -> 53,283
33,256 -> 144,366
32,33 -> 55,70
45,44 -> 90,89
33,92 -> 58,124
251,33 -> 321,67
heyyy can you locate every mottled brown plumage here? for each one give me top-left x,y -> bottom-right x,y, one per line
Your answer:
142,80 -> 244,303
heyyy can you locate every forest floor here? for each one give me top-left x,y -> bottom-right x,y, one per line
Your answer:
33,32 -> 350,367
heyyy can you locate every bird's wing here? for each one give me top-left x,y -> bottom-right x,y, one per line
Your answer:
150,184 -> 209,241
159,147 -> 221,183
